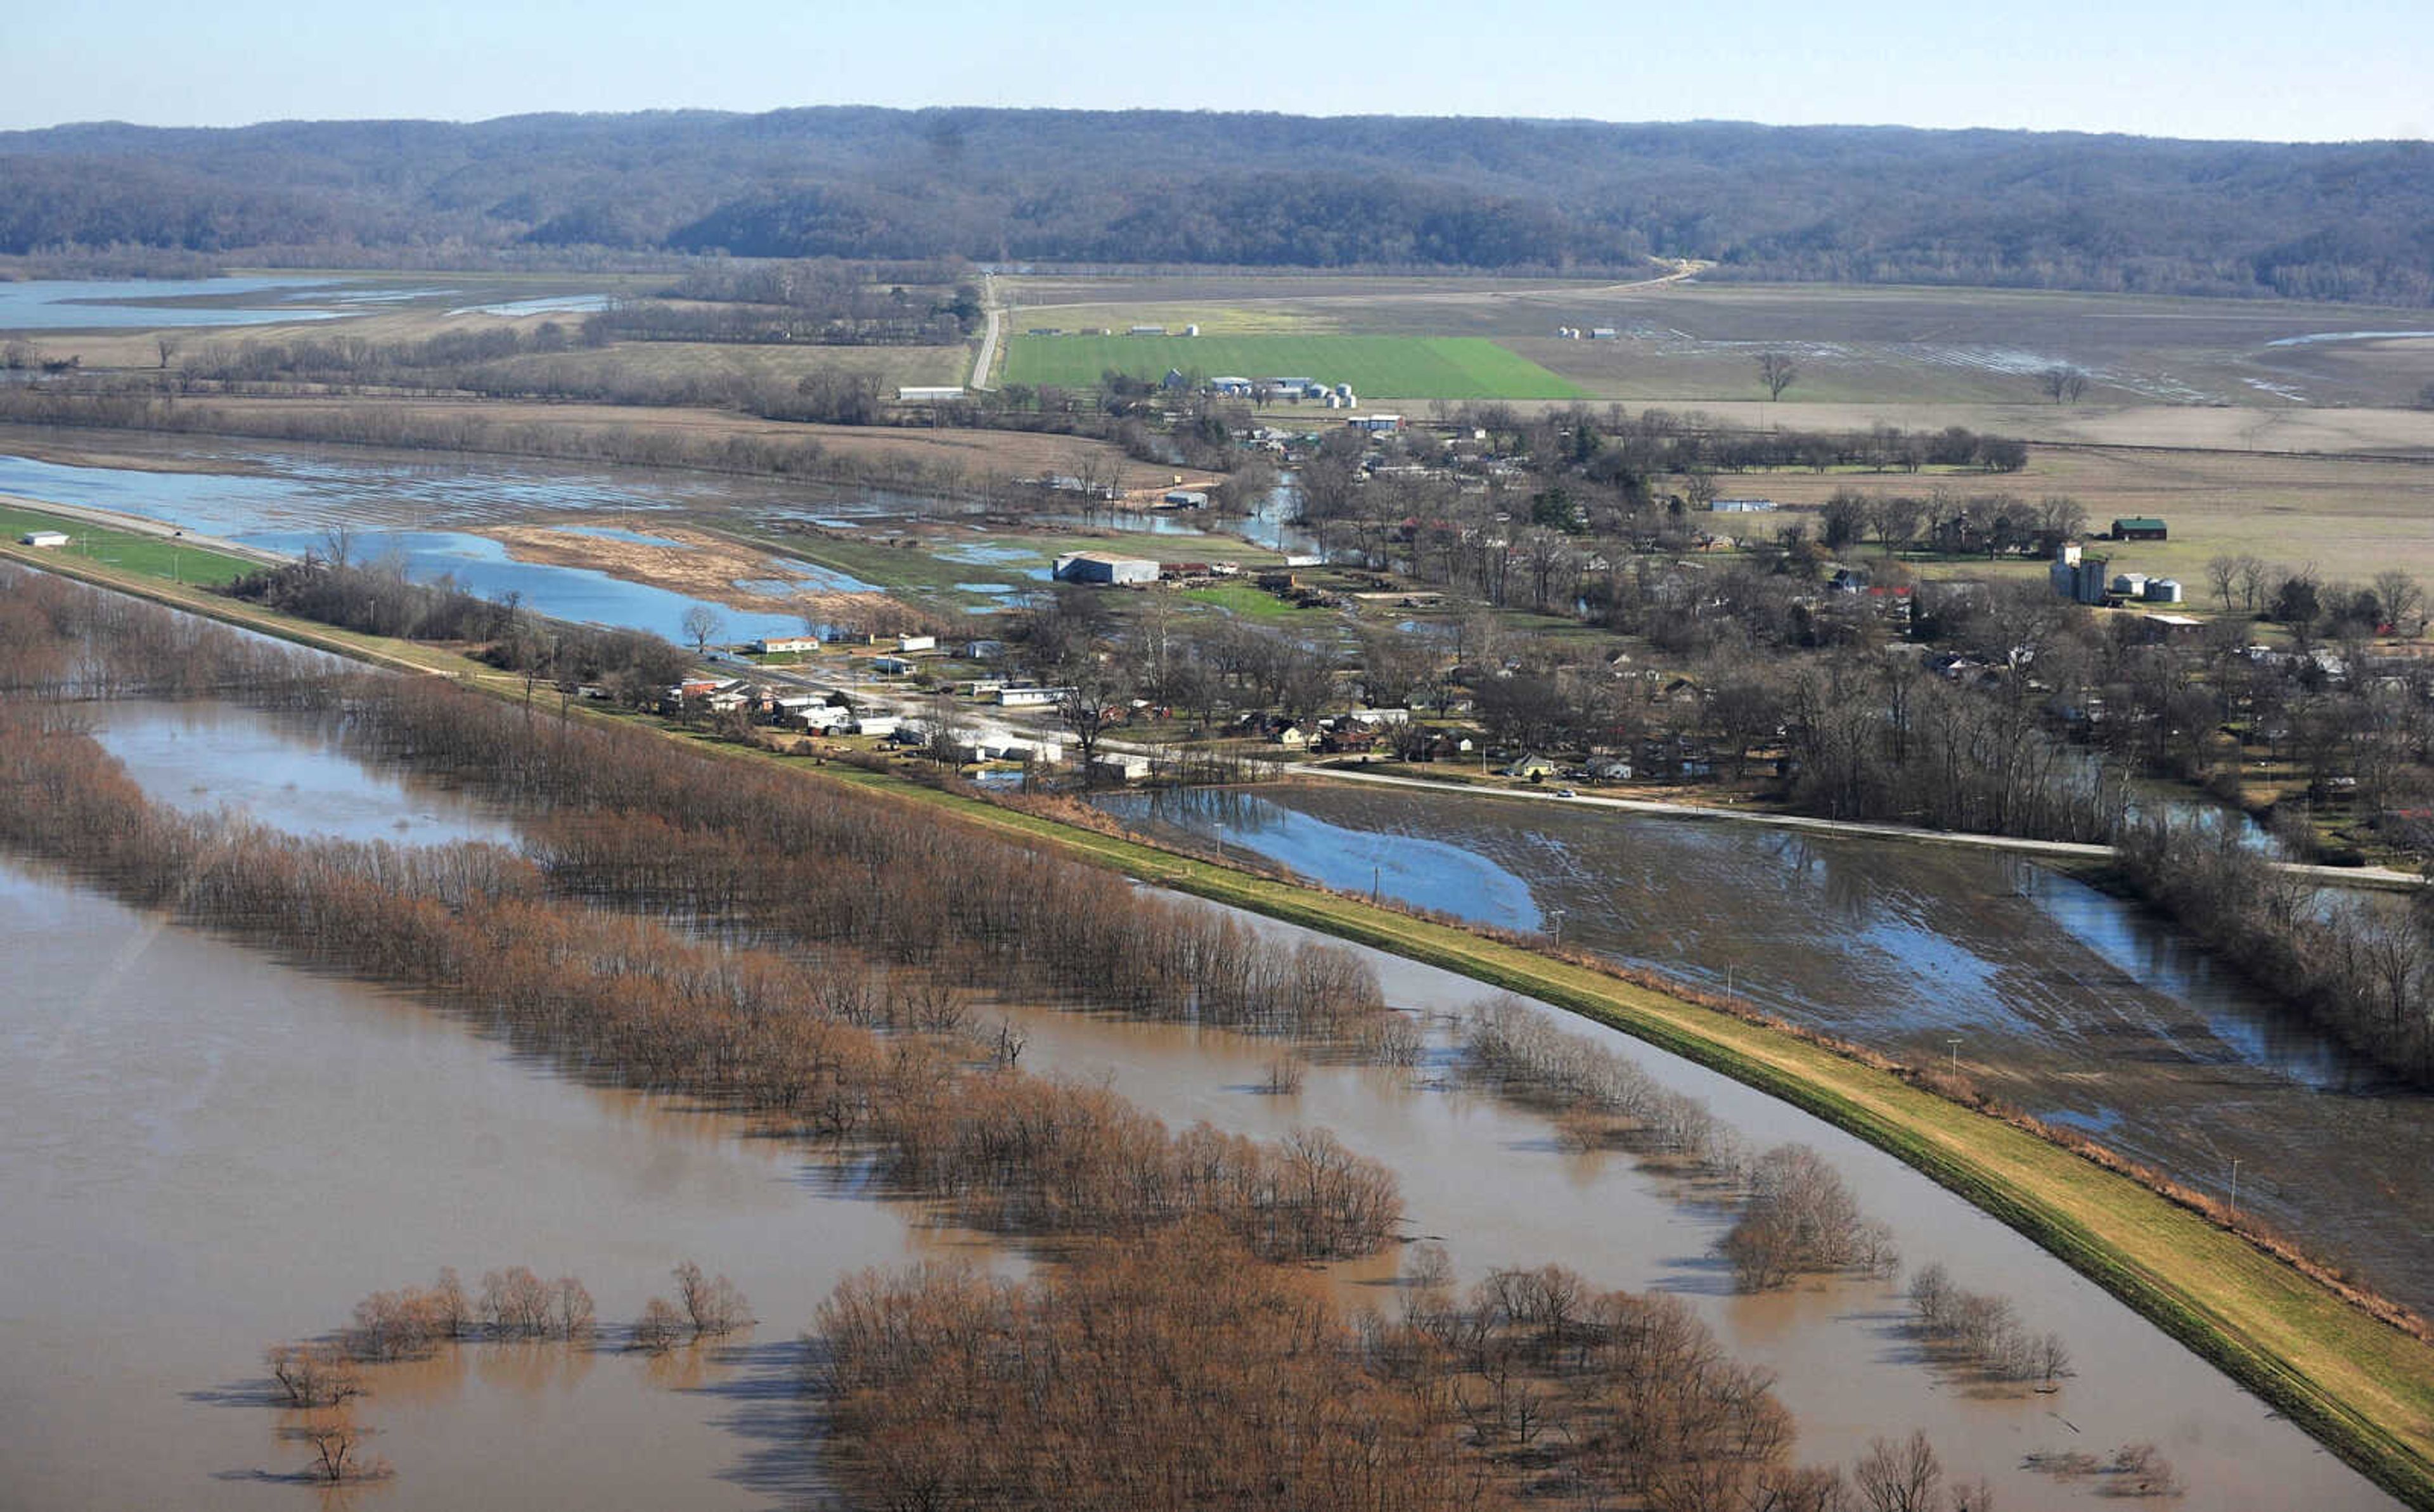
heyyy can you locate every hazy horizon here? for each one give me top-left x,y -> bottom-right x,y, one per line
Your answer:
11,0 -> 2428,146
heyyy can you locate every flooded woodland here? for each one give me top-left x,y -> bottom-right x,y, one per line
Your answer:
1099,785 -> 2434,1318
0,572 -> 2412,1510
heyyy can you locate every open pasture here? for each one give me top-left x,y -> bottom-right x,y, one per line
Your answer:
1003,333 -> 1582,399
1718,444 -> 2434,588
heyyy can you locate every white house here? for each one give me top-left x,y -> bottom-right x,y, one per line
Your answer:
896,634 -> 937,653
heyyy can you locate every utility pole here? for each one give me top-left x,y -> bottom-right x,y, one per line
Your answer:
2229,1157 -> 2241,1217
1946,1037 -> 1963,1077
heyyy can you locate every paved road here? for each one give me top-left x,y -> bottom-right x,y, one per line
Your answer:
969,274 -> 1002,392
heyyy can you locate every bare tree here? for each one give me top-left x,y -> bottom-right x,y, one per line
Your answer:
1758,351 -> 1799,403
1058,658 -> 1134,782
156,334 -> 182,371
2038,364 -> 2089,404
2372,569 -> 2424,637
1853,1430 -> 1944,1512
2206,554 -> 2243,612
681,603 -> 725,657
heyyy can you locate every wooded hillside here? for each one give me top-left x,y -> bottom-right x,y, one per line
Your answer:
4,108 -> 2429,302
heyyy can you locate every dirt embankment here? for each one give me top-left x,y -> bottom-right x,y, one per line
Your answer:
483,520 -> 894,626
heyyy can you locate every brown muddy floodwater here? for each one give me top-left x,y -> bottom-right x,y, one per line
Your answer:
1001,928 -> 2400,1511
0,705 -> 2400,1510
1100,784 -> 2434,1317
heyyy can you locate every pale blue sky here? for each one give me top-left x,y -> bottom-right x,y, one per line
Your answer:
8,0 -> 2426,143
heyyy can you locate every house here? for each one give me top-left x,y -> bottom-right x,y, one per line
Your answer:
794,703 -> 854,733
2112,517 -> 2168,541
17,530 -> 70,548
1348,414 -> 1403,435
1053,551 -> 1160,586
1504,753 -> 1561,779
752,634 -> 821,655
853,715 -> 903,738
996,685 -> 1075,708
869,655 -> 916,676
1347,708 -> 1412,727
896,634 -> 937,653
1092,751 -> 1154,781
896,385 -> 966,403
1588,757 -> 1635,781
1272,724 -> 1311,748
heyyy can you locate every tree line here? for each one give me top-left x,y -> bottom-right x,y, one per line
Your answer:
7,110 -> 2433,304
809,1222 -> 1997,1511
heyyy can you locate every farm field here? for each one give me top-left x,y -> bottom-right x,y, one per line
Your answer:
1002,333 -> 1584,400
0,502 -> 255,585
1705,444 -> 2434,587
1003,274 -> 2434,410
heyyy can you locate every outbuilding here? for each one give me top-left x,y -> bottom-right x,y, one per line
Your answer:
1053,551 -> 1160,586
18,530 -> 70,548
2111,517 -> 2168,541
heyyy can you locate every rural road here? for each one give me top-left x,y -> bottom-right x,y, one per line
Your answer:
969,274 -> 1002,392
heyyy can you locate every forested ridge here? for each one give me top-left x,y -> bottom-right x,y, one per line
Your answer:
4,108 -> 2431,302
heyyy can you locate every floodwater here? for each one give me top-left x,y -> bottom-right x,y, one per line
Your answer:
999,926 -> 2400,1510
0,437 -> 941,643
0,276 -> 447,331
90,700 -> 521,847
1098,785 -> 2434,1316
0,707 -> 2405,1509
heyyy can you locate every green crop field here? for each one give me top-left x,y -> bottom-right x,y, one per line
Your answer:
0,504 -> 257,586
1003,335 -> 1583,400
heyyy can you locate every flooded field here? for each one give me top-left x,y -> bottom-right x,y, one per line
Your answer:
1099,785 -> 2434,1315
0,697 -> 2406,1509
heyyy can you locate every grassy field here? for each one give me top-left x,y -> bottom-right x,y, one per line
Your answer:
0,503 -> 257,586
1004,274 -> 2434,410
487,340 -> 970,392
1711,443 -> 2434,587
1003,334 -> 1583,400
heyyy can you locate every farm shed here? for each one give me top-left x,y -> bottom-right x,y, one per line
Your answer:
18,530 -> 70,547
2111,517 -> 2168,541
1053,551 -> 1160,586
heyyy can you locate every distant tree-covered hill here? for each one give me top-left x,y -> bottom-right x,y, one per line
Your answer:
3,108 -> 2429,303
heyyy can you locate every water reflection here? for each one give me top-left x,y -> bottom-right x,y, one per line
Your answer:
1097,782 -> 2434,1312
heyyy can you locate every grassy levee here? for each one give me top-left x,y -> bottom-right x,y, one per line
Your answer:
14,547 -> 2434,1506
784,771 -> 2434,1510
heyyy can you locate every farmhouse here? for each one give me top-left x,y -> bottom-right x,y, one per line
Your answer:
896,385 -> 966,403
17,530 -> 70,548
2112,517 -> 2168,541
1053,551 -> 1160,586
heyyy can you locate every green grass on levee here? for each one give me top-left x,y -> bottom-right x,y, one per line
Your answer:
0,504 -> 256,587
1004,335 -> 1585,400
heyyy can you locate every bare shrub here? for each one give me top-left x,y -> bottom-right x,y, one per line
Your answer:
266,1343 -> 361,1407
632,1297 -> 686,1352
1261,1056 -> 1306,1095
672,1260 -> 752,1336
